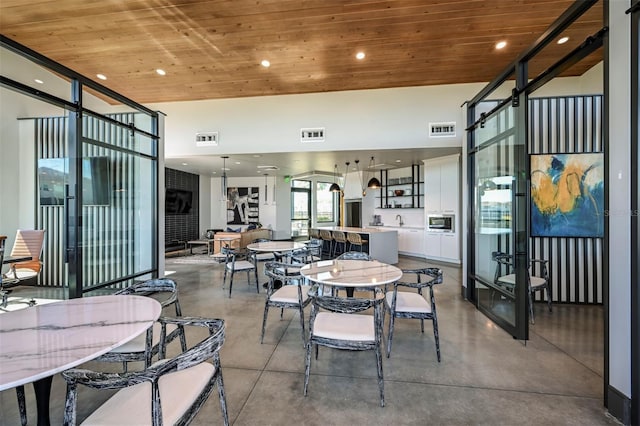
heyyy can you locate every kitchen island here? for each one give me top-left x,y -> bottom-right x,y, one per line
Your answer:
314,226 -> 399,264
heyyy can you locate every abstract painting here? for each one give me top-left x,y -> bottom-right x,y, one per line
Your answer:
530,153 -> 604,237
227,187 -> 259,225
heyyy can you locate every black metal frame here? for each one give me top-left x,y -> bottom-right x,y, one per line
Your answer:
466,0 -> 605,341
0,35 -> 160,297
629,1 -> 640,424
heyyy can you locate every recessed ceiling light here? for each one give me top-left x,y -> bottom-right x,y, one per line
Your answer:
557,36 -> 570,45
211,171 -> 217,174
156,69 -> 166,76
182,162 -> 188,166
253,154 -> 261,158
96,73 -> 107,80
34,79 -> 43,84
395,159 -> 402,163
235,161 -> 241,165
355,52 -> 366,60
261,59 -> 270,68
495,41 -> 507,50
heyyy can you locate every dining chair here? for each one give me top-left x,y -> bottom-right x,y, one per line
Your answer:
334,252 -> 374,297
305,238 -> 323,261
492,251 -> 552,324
222,246 -> 258,297
346,232 -> 368,253
385,267 -> 443,361
95,278 -> 187,372
261,261 -> 311,346
304,285 -> 386,406
250,238 -> 276,262
62,317 -> 229,426
1,230 -> 46,302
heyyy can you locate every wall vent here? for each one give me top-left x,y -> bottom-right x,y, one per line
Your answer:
429,122 -> 456,138
300,127 -> 325,142
195,132 -> 218,147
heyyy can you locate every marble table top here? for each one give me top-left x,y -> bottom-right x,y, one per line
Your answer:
300,259 -> 402,288
0,295 -> 161,390
246,241 -> 305,252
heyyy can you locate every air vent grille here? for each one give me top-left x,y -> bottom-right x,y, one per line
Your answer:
300,127 -> 325,143
429,122 -> 456,138
195,132 -> 218,147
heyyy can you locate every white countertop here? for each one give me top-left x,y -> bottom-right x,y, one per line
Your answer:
316,226 -> 398,234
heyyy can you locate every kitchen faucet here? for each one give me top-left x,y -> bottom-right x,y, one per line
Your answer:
396,214 -> 404,226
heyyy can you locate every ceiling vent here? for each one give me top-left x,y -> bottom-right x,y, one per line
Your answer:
257,165 -> 279,171
429,122 -> 456,138
195,131 -> 218,147
300,127 -> 325,143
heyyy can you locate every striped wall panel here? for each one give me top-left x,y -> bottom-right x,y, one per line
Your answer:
165,168 -> 200,246
528,95 -> 603,304
35,113 -> 142,290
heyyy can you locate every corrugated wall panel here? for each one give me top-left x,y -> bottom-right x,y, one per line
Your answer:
529,95 -> 603,304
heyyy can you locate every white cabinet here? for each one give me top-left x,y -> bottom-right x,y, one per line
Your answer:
424,232 -> 460,263
424,155 -> 459,214
398,228 -> 424,256
424,233 -> 441,257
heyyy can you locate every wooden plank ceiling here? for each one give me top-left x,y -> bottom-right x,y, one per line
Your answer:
0,0 -> 603,104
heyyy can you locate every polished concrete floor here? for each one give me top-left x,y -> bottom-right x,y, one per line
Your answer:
1,255 -> 618,425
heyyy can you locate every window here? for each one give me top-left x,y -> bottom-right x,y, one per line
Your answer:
316,182 -> 336,222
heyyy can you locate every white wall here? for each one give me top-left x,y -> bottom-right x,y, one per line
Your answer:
607,0 -> 632,401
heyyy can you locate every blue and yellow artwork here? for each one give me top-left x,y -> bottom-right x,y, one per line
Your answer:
530,153 -> 604,238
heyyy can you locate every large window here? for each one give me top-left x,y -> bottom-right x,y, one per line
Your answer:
316,182 -> 336,222
291,180 -> 311,237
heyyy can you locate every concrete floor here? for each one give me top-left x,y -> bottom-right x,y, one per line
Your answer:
1,255 -> 618,425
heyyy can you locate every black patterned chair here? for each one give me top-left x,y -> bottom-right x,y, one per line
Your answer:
261,261 -> 311,346
304,285 -> 386,407
222,246 -> 258,297
95,278 -> 187,372
385,267 -> 443,361
62,317 -> 229,426
492,251 -> 552,324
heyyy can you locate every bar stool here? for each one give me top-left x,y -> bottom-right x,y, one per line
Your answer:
347,232 -> 368,252
332,231 -> 347,257
319,229 -> 334,258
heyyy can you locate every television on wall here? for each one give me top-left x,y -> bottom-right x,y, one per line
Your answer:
165,188 -> 193,214
38,157 -> 111,206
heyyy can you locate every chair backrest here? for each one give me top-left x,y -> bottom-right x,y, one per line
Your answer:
264,261 -> 304,283
491,251 -> 513,283
0,235 -> 6,266
400,267 -> 444,288
319,229 -> 333,241
10,229 -> 45,273
308,228 -> 320,239
332,231 -> 346,242
290,248 -> 313,264
346,232 -> 362,245
337,251 -> 373,261
253,238 -> 271,243
115,278 -> 182,315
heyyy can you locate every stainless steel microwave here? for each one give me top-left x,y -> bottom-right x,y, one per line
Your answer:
427,214 -> 454,232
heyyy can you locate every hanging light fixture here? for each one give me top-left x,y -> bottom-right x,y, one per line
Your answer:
272,174 -> 277,205
263,174 -> 269,205
221,156 -> 229,201
367,156 -> 381,189
329,163 -> 341,192
355,159 -> 367,196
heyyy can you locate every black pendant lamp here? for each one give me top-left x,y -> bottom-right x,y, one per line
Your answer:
367,156 -> 381,189
329,164 -> 341,192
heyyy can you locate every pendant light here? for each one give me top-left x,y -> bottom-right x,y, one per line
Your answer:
221,156 -> 229,201
272,175 -> 277,205
329,164 -> 341,192
355,159 -> 367,196
263,174 -> 269,205
366,156 -> 381,189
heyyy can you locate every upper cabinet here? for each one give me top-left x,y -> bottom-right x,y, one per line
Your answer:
375,164 -> 423,209
424,154 -> 460,214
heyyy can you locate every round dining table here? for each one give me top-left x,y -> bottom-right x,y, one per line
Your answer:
0,294 -> 162,426
246,240 -> 305,253
300,259 -> 402,289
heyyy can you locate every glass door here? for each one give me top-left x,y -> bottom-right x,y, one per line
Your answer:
291,180 -> 311,238
470,102 -> 528,339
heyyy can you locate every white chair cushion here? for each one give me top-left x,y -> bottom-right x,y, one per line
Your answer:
313,312 -> 374,341
529,276 -> 547,289
255,253 -> 275,261
227,260 -> 255,271
81,362 -> 215,425
385,291 -> 431,314
270,285 -> 309,304
9,269 -> 38,280
109,322 -> 179,354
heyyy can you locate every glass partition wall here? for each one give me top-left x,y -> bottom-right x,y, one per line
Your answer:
1,36 -> 160,297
